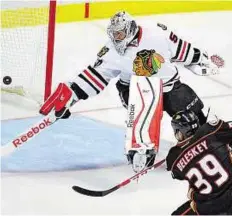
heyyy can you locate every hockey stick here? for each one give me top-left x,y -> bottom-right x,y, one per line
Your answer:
72,158 -> 165,197
1,111 -> 57,157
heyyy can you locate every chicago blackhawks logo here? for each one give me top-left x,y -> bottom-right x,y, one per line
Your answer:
133,49 -> 165,76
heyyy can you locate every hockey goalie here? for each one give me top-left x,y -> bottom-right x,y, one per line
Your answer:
39,11 -> 224,173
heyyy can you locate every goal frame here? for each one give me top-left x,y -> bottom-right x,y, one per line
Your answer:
1,0 -> 57,103
44,0 -> 57,101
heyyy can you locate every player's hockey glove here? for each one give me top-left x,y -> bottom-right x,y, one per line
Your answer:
39,82 -> 78,119
127,146 -> 156,173
186,52 -> 224,76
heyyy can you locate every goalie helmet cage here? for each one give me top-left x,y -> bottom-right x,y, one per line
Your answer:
1,0 -> 57,103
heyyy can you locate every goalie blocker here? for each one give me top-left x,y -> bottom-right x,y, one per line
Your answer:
125,75 -> 163,173
1,83 -> 79,157
39,83 -> 78,118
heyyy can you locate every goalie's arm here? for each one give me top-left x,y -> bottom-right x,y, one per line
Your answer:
159,24 -> 220,76
166,30 -> 203,66
40,45 -> 121,117
70,65 -> 116,100
70,43 -> 121,101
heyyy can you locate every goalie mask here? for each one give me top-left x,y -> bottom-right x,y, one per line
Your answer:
107,11 -> 139,55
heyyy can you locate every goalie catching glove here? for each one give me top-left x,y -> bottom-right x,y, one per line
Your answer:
186,52 -> 224,76
39,83 -> 78,119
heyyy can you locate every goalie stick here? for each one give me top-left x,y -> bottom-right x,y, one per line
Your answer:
1,111 -> 57,157
72,158 -> 165,197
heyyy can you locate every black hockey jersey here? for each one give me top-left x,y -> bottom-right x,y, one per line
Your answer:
166,119 -> 232,214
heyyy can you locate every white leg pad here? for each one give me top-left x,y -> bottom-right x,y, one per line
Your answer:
125,75 -> 163,154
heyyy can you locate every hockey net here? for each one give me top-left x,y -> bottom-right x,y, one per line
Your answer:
1,1 -> 56,106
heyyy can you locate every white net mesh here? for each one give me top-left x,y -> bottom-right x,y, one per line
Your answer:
1,1 -> 54,104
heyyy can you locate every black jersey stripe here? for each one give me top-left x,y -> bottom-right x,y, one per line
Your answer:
165,70 -> 179,84
119,79 -> 130,86
171,39 -> 183,61
70,82 -> 89,100
163,67 -> 179,87
191,48 -> 201,64
79,74 -> 100,94
88,66 -> 108,86
183,43 -> 191,62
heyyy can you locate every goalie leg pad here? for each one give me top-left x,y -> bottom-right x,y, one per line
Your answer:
125,75 -> 163,154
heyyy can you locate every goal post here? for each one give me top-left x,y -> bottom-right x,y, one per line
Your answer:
1,0 -> 57,104
44,0 -> 56,101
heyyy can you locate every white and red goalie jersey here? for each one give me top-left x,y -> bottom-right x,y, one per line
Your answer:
52,23 -> 221,103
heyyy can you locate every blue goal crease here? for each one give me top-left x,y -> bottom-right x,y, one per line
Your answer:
1,115 -> 127,172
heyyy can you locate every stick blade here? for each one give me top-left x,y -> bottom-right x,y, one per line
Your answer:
72,185 -> 118,197
72,186 -> 105,197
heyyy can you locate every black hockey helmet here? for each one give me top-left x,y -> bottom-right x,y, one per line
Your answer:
171,110 -> 200,140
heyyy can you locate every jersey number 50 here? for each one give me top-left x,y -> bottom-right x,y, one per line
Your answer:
186,154 -> 229,194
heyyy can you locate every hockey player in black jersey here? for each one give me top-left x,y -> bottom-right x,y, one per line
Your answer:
166,110 -> 232,215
